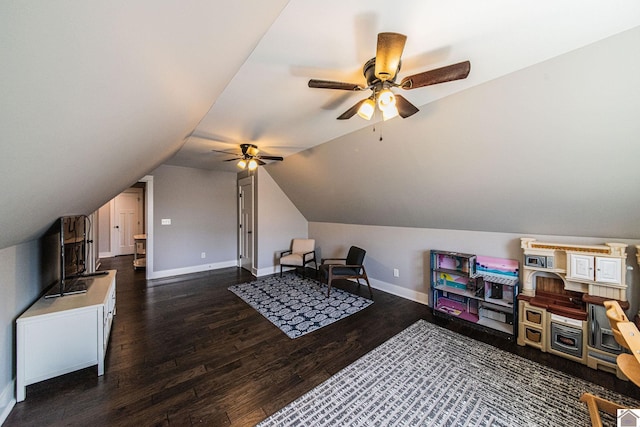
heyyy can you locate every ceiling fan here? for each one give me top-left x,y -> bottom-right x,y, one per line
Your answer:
213,143 -> 283,170
308,32 -> 471,121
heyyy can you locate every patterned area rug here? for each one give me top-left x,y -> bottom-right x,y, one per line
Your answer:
228,274 -> 373,339
258,320 -> 640,426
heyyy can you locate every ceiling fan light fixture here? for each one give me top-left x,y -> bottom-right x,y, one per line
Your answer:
248,159 -> 258,170
377,88 -> 396,111
382,105 -> 399,121
247,146 -> 259,157
357,98 -> 375,120
237,159 -> 247,169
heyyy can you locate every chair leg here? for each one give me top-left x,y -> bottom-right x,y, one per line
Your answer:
580,392 -> 625,427
327,272 -> 333,297
280,265 -> 283,277
361,267 -> 373,299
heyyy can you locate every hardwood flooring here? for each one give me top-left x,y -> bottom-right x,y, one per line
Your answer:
6,256 -> 640,426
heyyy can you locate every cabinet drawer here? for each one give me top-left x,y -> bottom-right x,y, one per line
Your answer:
525,327 -> 542,343
524,306 -> 544,325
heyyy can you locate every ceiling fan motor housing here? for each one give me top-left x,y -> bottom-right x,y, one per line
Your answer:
363,58 -> 400,87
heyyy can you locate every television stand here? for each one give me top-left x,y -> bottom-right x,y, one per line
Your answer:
16,270 -> 116,401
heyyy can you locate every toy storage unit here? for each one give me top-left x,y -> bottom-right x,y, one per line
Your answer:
430,250 -> 519,339
517,238 -> 633,375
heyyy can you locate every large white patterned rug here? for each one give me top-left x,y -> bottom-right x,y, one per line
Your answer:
228,273 -> 373,339
257,320 -> 640,426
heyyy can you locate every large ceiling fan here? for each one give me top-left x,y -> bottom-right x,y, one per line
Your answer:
213,143 -> 283,170
308,32 -> 471,120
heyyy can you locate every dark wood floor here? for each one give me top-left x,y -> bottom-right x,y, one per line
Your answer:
6,256 -> 640,426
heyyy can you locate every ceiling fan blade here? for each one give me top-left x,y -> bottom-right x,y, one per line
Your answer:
375,32 -> 407,81
256,159 -> 266,166
258,155 -> 284,161
394,94 -> 420,118
308,79 -> 363,91
211,149 -> 236,155
337,99 -> 367,120
223,157 -> 242,162
400,60 -> 471,89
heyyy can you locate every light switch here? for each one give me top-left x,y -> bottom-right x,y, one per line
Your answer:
161,218 -> 171,225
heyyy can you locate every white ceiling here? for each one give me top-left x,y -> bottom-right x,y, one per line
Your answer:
2,1 -> 640,250
166,0 -> 640,171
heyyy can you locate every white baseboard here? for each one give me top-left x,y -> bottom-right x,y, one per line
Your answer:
149,260 -> 238,280
252,266 -> 430,306
99,251 -> 114,258
255,265 -> 294,277
369,278 -> 430,306
0,380 -> 16,426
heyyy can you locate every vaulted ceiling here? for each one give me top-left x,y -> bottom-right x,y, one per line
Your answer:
2,1 -> 640,251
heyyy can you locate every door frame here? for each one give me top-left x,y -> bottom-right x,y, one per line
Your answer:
110,187 -> 144,256
238,176 -> 255,274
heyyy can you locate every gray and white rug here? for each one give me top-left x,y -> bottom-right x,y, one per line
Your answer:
228,274 -> 373,339
258,320 -> 640,426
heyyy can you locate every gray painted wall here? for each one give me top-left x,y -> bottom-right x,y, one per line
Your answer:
310,222 -> 640,314
256,168 -> 308,275
0,241 -> 45,416
151,165 -> 238,271
267,27 -> 640,239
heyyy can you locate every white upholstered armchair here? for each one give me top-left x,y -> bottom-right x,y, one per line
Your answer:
279,238 -> 317,278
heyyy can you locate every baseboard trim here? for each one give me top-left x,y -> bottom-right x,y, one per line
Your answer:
255,266 -> 295,277
251,267 -> 430,305
149,260 -> 238,280
99,251 -> 114,258
0,380 -> 16,426
368,278 -> 429,305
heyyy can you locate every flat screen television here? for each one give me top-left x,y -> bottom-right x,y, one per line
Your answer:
43,215 -> 89,298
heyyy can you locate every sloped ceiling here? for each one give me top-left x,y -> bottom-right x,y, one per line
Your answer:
2,1 -> 640,252
266,27 -> 640,239
170,1 -> 640,171
0,1 -> 288,250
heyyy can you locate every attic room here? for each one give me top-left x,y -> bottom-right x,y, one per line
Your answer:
2,1 -> 640,425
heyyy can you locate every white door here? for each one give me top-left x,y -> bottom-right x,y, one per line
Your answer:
238,177 -> 254,272
113,188 -> 143,256
569,254 -> 594,281
595,257 -> 622,284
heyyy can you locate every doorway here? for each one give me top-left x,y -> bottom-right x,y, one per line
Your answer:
238,176 -> 254,273
111,187 -> 144,256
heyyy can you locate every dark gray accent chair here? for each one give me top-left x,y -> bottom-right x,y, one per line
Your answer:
318,246 -> 373,298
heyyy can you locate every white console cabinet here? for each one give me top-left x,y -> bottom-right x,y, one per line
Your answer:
16,270 -> 116,402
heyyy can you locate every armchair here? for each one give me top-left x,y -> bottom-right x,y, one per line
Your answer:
279,238 -> 317,278
318,246 -> 372,298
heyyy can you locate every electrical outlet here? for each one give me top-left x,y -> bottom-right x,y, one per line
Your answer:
393,268 -> 400,278
201,252 -> 206,259
161,218 -> 171,225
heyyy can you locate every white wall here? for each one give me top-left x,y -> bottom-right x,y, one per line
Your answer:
310,222 -> 640,311
255,168 -> 308,276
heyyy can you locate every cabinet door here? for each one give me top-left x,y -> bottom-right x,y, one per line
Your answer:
569,254 -> 594,281
595,257 -> 621,284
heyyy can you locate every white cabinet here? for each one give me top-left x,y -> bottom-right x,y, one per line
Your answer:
595,257 -> 622,284
16,270 -> 116,402
568,254 -> 621,284
569,254 -> 594,281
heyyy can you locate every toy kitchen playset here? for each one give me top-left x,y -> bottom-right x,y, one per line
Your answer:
517,237 -> 640,378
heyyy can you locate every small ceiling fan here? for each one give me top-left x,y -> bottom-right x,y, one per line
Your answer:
213,143 -> 283,170
308,32 -> 471,120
